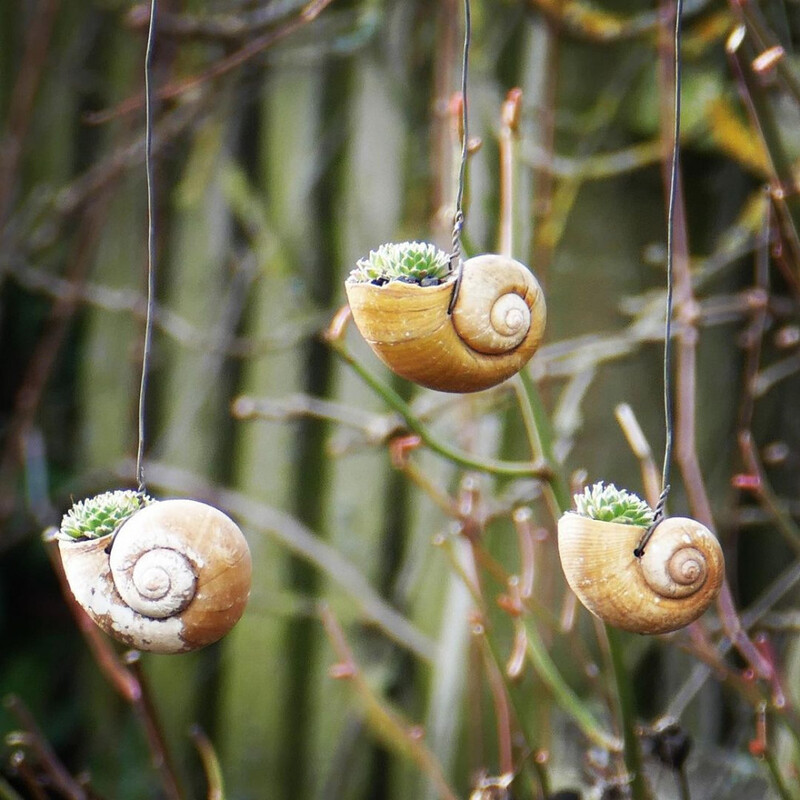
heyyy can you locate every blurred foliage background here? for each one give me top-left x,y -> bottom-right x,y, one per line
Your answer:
2,0 -> 800,798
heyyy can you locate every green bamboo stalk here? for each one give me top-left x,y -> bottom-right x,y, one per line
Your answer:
311,51 -> 416,800
216,68 -> 312,797
321,606 -> 461,800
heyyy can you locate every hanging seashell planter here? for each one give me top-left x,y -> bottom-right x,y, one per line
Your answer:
557,482 -> 724,635
57,490 -> 252,654
344,241 -> 546,393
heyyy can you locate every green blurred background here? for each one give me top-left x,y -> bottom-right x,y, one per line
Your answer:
2,0 -> 800,798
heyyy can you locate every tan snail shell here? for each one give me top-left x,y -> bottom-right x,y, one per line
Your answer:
344,254 -> 546,393
557,516 -> 724,634
58,500 -> 252,654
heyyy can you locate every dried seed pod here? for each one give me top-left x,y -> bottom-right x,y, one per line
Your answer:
345,252 -> 546,393
557,514 -> 724,634
58,494 -> 251,654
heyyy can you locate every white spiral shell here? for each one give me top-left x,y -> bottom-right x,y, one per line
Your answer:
58,499 -> 252,654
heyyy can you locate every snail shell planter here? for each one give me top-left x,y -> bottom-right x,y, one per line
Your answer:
344,242 -> 546,393
57,491 -> 252,654
557,483 -> 725,635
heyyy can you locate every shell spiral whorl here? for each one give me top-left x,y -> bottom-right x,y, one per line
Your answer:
113,546 -> 197,618
638,520 -> 718,601
671,548 -> 704,584
489,294 -> 530,344
451,254 -> 543,356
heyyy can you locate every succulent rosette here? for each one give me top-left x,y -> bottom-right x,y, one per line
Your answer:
59,490 -> 152,541
348,241 -> 451,285
571,481 -> 654,527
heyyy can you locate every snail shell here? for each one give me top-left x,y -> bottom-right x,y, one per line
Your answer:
58,499 -> 252,654
344,254 -> 546,393
557,515 -> 724,634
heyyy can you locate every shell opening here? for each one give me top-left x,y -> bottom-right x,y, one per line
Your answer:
116,547 -> 197,619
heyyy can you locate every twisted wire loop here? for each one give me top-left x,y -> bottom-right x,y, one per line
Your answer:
447,209 -> 466,314
447,0 -> 471,316
637,0 -> 683,555
635,484 -> 671,557
136,0 -> 159,494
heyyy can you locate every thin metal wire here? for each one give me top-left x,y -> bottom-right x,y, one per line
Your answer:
636,0 -> 682,557
447,0 -> 471,315
136,0 -> 158,493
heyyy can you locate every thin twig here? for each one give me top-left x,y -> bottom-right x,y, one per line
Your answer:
738,431 -> 800,556
663,557 -> 800,720
2,250 -> 765,386
615,403 -> 661,509
453,476 -> 516,777
0,199 -> 108,522
190,727 -> 225,800
602,626 -> 652,800
43,535 -> 141,702
325,313 -> 552,479
0,99 -> 204,278
125,0 -> 309,42
85,0 -> 337,125
480,635 -> 514,775
523,619 -> 623,752
5,753 -> 47,800
320,605 -> 460,800
498,88 -> 522,259
526,0 -> 712,42
0,0 -> 61,225
3,255 -> 318,359
725,25 -> 800,275
4,696 -> 87,800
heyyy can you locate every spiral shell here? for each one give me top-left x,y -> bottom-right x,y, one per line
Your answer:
344,254 -> 546,393
58,499 -> 252,654
557,515 -> 724,634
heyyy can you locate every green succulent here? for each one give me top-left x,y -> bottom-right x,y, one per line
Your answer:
572,482 -> 654,527
349,241 -> 451,284
59,489 -> 153,540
